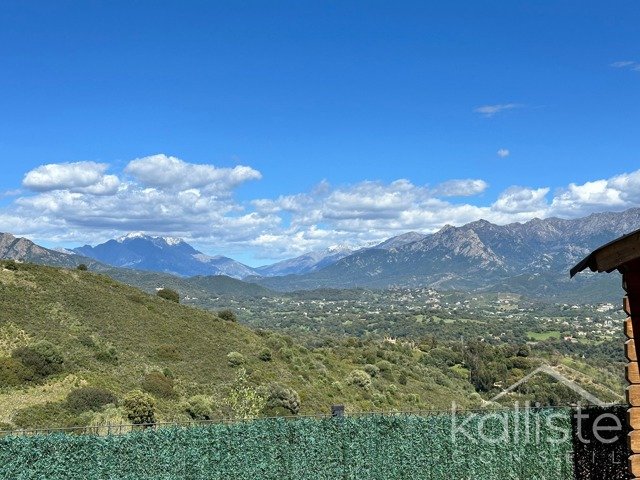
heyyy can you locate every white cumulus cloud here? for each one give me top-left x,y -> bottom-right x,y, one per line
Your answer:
4,155 -> 640,260
22,162 -> 120,195
492,187 -> 550,214
432,179 -> 488,197
124,154 -> 261,193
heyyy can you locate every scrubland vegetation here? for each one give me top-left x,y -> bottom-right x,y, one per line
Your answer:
1,260 -> 510,430
0,260 -> 626,430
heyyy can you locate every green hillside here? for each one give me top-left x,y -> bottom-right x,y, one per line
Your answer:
0,260 -> 483,430
106,267 -> 273,298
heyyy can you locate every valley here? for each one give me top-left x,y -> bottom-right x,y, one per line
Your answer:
0,259 -> 627,432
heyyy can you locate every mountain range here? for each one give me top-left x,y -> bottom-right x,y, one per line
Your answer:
0,232 -> 97,269
254,245 -> 354,277
72,232 -> 359,279
3,207 -> 640,299
74,232 -> 257,278
251,209 -> 640,296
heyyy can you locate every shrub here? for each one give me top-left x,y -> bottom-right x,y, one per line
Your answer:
95,345 -> 118,364
0,357 -> 34,387
123,390 -> 156,425
398,372 -> 408,385
184,395 -> 215,421
218,309 -> 237,322
0,323 -> 31,357
141,371 -> 176,398
407,393 -> 420,403
77,335 -> 96,348
66,387 -> 117,413
507,356 -> 533,370
225,368 -> 265,420
157,344 -> 181,360
266,336 -> 288,351
264,383 -> 300,415
3,260 -> 19,271
363,364 -> 380,377
372,392 -> 386,406
344,337 -> 361,348
76,264 -> 88,271
346,369 -> 372,390
227,351 -> 245,367
375,360 -> 393,372
280,348 -> 294,361
157,288 -> 180,303
12,340 -> 64,379
258,348 -> 272,361
424,347 -> 463,367
127,293 -> 146,304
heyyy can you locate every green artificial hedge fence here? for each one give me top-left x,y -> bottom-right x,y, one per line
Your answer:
0,410 -> 574,480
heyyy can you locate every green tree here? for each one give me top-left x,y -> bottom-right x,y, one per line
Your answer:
157,288 -> 180,303
141,371 -> 176,398
66,387 -> 117,413
0,357 -> 34,387
218,309 -> 237,322
470,366 -> 497,393
347,369 -> 372,390
363,364 -> 380,377
225,368 -> 265,420
184,395 -> 215,421
517,345 -> 531,357
123,390 -> 156,425
12,340 -> 64,379
3,260 -> 19,271
264,383 -> 300,415
227,351 -> 245,367
258,348 -> 272,361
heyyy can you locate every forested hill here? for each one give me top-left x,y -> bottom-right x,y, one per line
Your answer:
0,260 -> 488,430
0,260 -> 627,431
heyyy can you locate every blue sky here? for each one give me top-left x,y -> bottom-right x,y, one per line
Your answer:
0,1 -> 639,265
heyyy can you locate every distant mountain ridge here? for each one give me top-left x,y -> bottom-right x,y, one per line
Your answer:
0,232 -> 271,298
3,207 -> 640,300
74,233 -> 257,279
74,234 -> 360,279
251,208 -> 640,297
0,232 -> 97,269
255,245 -> 354,277
373,231 -> 427,250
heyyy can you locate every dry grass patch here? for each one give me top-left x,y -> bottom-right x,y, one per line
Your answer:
0,374 -> 86,425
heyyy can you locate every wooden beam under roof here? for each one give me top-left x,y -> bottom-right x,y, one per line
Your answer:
571,228 -> 640,277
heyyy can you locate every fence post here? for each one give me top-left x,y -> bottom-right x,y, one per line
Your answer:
331,405 -> 345,418
330,405 -> 347,479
